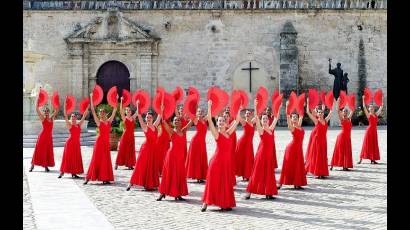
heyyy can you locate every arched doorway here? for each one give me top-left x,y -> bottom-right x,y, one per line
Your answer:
96,60 -> 130,103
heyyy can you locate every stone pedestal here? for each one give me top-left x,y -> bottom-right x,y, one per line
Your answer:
329,102 -> 340,127
23,92 -> 37,121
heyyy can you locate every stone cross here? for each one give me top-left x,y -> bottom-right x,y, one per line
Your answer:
241,62 -> 259,92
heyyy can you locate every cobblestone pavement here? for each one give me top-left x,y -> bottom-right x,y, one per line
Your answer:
23,168 -> 37,230
23,127 -> 387,229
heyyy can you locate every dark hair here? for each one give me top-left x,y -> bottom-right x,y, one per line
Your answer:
146,111 -> 153,116
291,112 -> 299,118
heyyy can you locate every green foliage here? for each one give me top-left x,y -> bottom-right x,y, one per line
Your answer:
94,103 -> 124,136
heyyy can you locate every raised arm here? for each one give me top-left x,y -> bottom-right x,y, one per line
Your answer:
238,111 -> 246,126
51,106 -> 59,120
298,114 -> 303,127
376,103 -> 384,116
78,106 -> 89,127
119,97 -> 126,121
108,104 -> 118,123
63,100 -> 71,129
227,107 -> 242,135
325,109 -> 333,122
89,93 -> 100,127
181,119 -> 193,133
153,113 -> 162,127
132,101 -> 140,120
286,114 -> 293,131
207,100 -> 219,139
269,104 -> 281,131
348,109 -> 353,119
306,98 -> 318,125
253,100 -> 264,135
362,96 -> 369,118
161,118 -> 173,137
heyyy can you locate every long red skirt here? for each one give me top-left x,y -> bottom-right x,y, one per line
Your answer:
331,119 -> 353,168
186,121 -> 208,180
31,119 -> 55,167
235,122 -> 255,179
116,119 -> 136,168
359,115 -> 381,161
60,125 -> 83,174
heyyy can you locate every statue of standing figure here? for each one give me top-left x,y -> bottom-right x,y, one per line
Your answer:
328,59 -> 344,100
341,72 -> 349,94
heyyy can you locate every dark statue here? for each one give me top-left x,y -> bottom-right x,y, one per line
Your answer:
341,72 -> 349,94
328,59 -> 343,100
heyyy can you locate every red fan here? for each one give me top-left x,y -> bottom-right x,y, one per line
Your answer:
230,90 -> 242,118
188,86 -> 200,101
153,87 -> 166,116
347,94 -> 356,110
296,93 -> 305,116
286,91 -> 297,115
79,97 -> 90,114
183,94 -> 199,120
374,89 -> 383,106
255,86 -> 269,115
320,90 -> 326,104
308,88 -> 319,110
65,95 -> 76,114
92,84 -> 103,106
107,86 -> 118,107
51,91 -> 60,109
37,88 -> 48,107
325,91 -> 334,109
272,93 -> 283,116
172,86 -> 184,104
121,89 -> 131,107
363,88 -> 372,105
238,90 -> 249,108
162,92 -> 176,120
271,90 -> 279,106
207,87 -> 229,117
132,89 -> 150,114
338,91 -> 347,109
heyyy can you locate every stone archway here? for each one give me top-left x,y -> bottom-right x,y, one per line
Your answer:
96,60 -> 130,103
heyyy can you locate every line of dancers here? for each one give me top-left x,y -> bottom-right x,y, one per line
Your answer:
29,86 -> 384,212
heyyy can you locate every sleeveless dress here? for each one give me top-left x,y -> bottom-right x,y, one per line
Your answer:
130,127 -> 159,189
279,128 -> 307,186
60,124 -> 83,174
181,118 -> 189,161
305,122 -> 329,177
359,115 -> 381,161
202,133 -> 236,209
32,119 -> 55,167
185,120 -> 208,180
331,119 -> 353,168
246,130 -> 278,196
229,128 -> 237,186
235,122 -> 255,179
156,122 -> 171,175
116,118 -> 136,168
305,126 -> 318,165
86,122 -> 114,181
159,132 -> 188,197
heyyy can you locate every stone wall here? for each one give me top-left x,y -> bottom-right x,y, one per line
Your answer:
23,9 -> 387,118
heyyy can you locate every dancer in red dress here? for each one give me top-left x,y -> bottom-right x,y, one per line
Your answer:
176,106 -> 191,161
156,115 -> 191,201
305,98 -> 332,179
358,96 -> 383,164
30,98 -> 59,172
266,107 -> 274,125
115,97 -> 138,170
84,93 -> 117,184
223,111 -> 237,186
235,110 -> 256,181
201,100 -> 241,212
186,108 -> 208,183
330,103 -> 353,171
58,103 -> 89,178
156,120 -> 171,176
278,103 -> 307,190
304,104 -> 324,165
244,99 -> 280,200
126,101 -> 162,191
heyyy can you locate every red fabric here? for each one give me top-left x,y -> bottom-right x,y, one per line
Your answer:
305,122 -> 329,177
180,117 -> 189,162
338,91 -> 347,109
255,86 -> 268,115
374,89 -> 383,106
65,96 -> 76,114
172,86 -> 184,104
359,115 -> 380,160
207,87 -> 229,116
79,97 -> 90,114
363,88 -> 372,105
121,89 -> 131,107
238,90 -> 249,108
31,119 -> 55,167
235,122 -> 255,179
246,130 -> 278,195
60,124 -> 83,174
319,90 -> 326,104
92,85 -> 103,106
107,86 -> 118,107
272,94 -> 283,116
153,88 -> 164,116
202,134 -> 236,209
51,91 -> 60,109
188,86 -> 200,101
186,120 -> 208,180
156,122 -> 171,175
116,119 -> 136,168
271,90 -> 279,106
86,122 -> 114,181
304,126 -> 317,164
130,127 -> 159,189
308,88 -> 319,110
325,91 -> 334,109
37,89 -> 48,107
183,94 -> 198,120
132,89 -> 150,114
347,94 -> 356,110
229,129 -> 237,186
163,92 -> 176,120
286,91 -> 297,115
159,132 -> 189,197
296,93 -> 305,116
331,119 -> 353,168
230,90 -> 242,118
279,128 -> 307,186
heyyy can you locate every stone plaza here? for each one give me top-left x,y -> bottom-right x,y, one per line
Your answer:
23,127 -> 387,229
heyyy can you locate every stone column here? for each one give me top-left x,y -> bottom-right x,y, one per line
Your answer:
138,54 -> 153,95
67,43 -> 86,98
278,21 -> 298,126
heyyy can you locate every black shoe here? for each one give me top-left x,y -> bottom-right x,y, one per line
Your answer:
295,186 -> 304,190
128,167 -> 134,170
114,165 -> 118,170
72,174 -> 80,178
103,181 -> 111,184
201,206 -> 207,212
29,165 -> 34,172
45,167 -> 50,172
277,185 -> 281,190
225,208 -> 232,211
330,166 -> 333,171
156,194 -> 165,201
177,196 -> 185,201
357,160 -> 362,164
83,180 -> 89,185
266,195 -> 276,200
126,185 -> 131,191
58,174 -> 63,178
373,161 -> 378,164
244,194 -> 251,200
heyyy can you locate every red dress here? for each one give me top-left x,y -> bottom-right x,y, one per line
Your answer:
246,130 -> 278,196
130,127 -> 159,189
86,122 -> 114,181
60,124 -> 83,174
305,126 -> 317,164
202,133 -> 236,209
331,119 -> 353,168
230,129 -> 237,186
359,115 -> 380,161
305,122 -> 329,177
279,128 -> 307,186
32,119 -> 55,167
156,122 -> 171,175
235,122 -> 255,179
159,132 -> 188,197
181,118 -> 189,161
185,120 -> 208,180
116,118 -> 136,168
